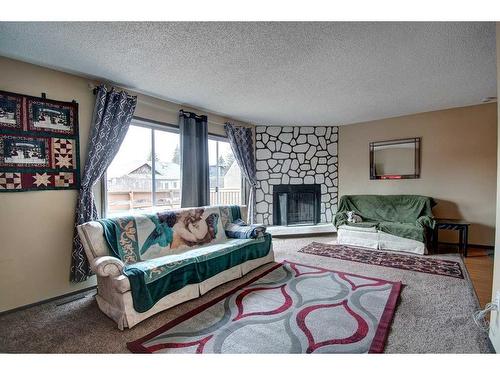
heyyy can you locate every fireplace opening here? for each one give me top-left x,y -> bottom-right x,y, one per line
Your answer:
272,184 -> 321,226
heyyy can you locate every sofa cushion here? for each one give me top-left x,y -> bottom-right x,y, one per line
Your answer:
124,237 -> 256,284
343,221 -> 379,232
378,221 -> 426,243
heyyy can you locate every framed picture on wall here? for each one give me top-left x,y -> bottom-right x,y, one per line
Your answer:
27,98 -> 77,135
0,90 -> 80,192
0,91 -> 23,130
0,134 -> 50,168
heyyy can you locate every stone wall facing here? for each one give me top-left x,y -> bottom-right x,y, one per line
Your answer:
254,126 -> 339,225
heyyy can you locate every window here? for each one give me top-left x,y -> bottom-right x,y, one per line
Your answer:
104,119 -> 181,216
208,138 -> 242,205
104,121 -> 243,216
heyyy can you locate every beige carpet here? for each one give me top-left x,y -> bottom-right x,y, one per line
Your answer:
0,234 -> 493,353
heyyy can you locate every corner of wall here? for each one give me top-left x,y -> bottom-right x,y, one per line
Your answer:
488,22 -> 500,352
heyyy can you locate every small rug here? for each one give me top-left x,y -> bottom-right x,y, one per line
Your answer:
298,242 -> 464,279
127,261 -> 401,354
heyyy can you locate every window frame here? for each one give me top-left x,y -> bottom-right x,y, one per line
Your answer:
101,116 -> 179,218
101,117 -> 246,217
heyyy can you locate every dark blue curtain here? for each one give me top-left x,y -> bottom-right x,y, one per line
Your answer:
71,85 -> 137,282
179,110 -> 209,207
224,123 -> 257,223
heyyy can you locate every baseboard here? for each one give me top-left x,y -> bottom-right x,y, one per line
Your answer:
438,241 -> 494,250
271,232 -> 336,239
0,285 -> 97,317
267,223 -> 336,237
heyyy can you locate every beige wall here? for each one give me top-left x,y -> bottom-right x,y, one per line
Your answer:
339,103 -> 497,246
0,56 -> 252,312
489,23 -> 500,352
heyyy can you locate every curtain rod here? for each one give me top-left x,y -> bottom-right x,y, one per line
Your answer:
90,84 -> 136,100
179,109 -> 207,120
87,82 -> 254,128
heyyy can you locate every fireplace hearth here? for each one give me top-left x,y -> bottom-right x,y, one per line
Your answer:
272,184 -> 321,226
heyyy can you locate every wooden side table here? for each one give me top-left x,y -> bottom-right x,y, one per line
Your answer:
432,218 -> 470,257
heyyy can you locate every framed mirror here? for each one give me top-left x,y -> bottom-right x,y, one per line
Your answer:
369,137 -> 421,180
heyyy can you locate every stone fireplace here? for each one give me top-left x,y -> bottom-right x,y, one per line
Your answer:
254,126 -> 338,225
272,184 -> 321,226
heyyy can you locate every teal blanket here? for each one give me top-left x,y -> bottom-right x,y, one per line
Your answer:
97,206 -> 272,312
124,234 -> 272,312
333,195 -> 436,242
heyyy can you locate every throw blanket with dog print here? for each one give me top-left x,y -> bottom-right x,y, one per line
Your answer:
99,206 -> 226,264
97,206 -> 272,313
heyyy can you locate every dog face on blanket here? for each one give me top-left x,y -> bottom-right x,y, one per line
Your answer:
170,209 -> 219,249
347,211 -> 362,223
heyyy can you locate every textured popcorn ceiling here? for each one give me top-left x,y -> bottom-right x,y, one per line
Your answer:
0,22 -> 496,126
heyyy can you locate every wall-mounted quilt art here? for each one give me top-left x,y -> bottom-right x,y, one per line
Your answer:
0,90 -> 80,192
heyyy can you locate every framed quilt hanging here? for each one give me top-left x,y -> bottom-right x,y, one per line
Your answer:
0,90 -> 80,192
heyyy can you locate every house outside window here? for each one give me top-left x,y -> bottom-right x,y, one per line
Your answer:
104,120 -> 243,216
208,137 -> 242,206
104,120 -> 181,216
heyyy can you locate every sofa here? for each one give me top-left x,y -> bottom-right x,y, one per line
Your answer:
77,205 -> 274,329
333,195 -> 436,255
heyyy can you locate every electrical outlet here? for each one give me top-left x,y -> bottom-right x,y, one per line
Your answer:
496,291 -> 500,308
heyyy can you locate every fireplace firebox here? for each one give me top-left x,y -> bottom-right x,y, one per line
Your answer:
272,184 -> 321,226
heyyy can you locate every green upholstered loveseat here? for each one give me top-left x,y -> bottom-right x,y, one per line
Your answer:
333,195 -> 436,254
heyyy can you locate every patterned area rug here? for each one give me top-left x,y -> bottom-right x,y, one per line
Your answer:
127,261 -> 401,353
298,243 -> 464,279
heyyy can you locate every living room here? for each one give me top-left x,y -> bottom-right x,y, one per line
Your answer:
1,1 -> 500,372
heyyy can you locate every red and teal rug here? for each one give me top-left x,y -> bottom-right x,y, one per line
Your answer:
298,243 -> 464,279
127,261 -> 401,353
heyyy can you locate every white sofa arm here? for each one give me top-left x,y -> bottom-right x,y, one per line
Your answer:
92,256 -> 125,277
